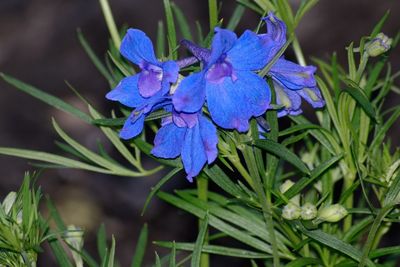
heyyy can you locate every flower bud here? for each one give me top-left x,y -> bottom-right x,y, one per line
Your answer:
282,203 -> 301,220
301,202 -> 317,220
1,191 -> 17,215
317,204 -> 348,223
366,33 -> 392,57
280,180 -> 300,206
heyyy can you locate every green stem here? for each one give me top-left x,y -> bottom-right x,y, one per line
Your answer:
197,175 -> 209,267
292,37 -> 306,66
208,0 -> 218,32
229,157 -> 255,190
99,0 -> 121,49
243,148 -> 280,266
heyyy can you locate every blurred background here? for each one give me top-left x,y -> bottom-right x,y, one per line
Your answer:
0,0 -> 399,265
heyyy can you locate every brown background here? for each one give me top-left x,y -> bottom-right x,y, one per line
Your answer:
0,0 -> 399,265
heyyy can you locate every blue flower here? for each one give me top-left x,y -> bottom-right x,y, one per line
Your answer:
260,13 -> 325,115
106,29 -> 179,139
172,28 -> 271,132
151,111 -> 218,182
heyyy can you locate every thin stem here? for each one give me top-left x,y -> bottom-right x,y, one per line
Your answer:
197,175 -> 209,267
229,157 -> 255,189
99,0 -> 121,49
208,0 -> 218,32
292,37 -> 306,66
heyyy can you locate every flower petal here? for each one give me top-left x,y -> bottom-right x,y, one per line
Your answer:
120,29 -> 158,66
199,115 -> 218,164
206,71 -> 270,132
227,30 -> 268,71
172,72 -> 206,113
119,112 -> 145,139
106,75 -> 146,108
138,68 -> 162,97
162,60 -> 180,84
259,12 -> 287,62
208,28 -> 237,66
151,122 -> 186,159
297,87 -> 325,108
270,58 -> 317,90
181,124 -> 207,182
274,82 -> 302,117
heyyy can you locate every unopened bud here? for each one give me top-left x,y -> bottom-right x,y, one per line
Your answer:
282,203 -> 301,220
2,191 -> 17,215
366,33 -> 392,57
317,204 -> 348,223
301,203 -> 317,220
280,180 -> 300,206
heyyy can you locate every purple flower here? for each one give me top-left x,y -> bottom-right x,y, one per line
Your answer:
106,29 -> 179,139
260,13 -> 325,115
172,28 -> 271,132
151,111 -> 218,182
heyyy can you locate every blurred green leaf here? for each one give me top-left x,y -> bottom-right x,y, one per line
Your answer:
131,224 -> 148,267
191,214 -> 208,267
155,241 -> 272,259
0,73 -> 92,123
171,2 -> 193,41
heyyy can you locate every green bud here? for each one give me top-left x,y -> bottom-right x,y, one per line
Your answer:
366,33 -> 392,57
282,203 -> 301,220
301,202 -> 317,220
317,204 -> 348,223
65,225 -> 84,267
280,180 -> 300,206
1,191 -> 17,215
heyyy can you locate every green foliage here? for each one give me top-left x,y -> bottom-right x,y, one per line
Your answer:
0,0 -> 399,266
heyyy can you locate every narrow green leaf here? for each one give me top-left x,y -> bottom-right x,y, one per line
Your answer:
279,154 -> 343,203
278,124 -> 328,137
370,246 -> 400,259
208,0 -> 218,31
370,11 -> 390,37
227,5 -> 245,31
52,118 -> 143,177
359,205 -> 395,267
107,51 -> 132,77
297,225 -> 375,267
191,214 -> 209,267
171,3 -> 193,41
204,165 -> 247,198
47,238 -> 74,267
154,252 -> 161,267
294,0 -> 319,26
157,192 -> 274,254
236,0 -> 263,14
0,147 -> 112,174
370,107 -> 400,152
131,224 -> 148,267
163,0 -> 177,59
97,224 -> 107,262
0,73 -> 92,123
107,236 -> 116,267
155,241 -> 272,259
168,242 -> 176,267
347,42 -> 356,80
99,0 -> 121,49
156,20 -> 165,58
77,29 -> 114,82
254,139 -> 310,175
344,80 -> 377,122
142,168 -> 182,215
285,257 -> 321,267
384,171 -> 400,205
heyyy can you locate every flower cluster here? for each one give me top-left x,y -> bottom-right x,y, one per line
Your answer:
106,13 -> 324,181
